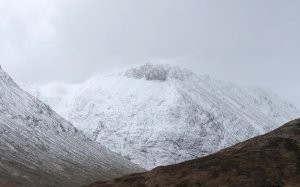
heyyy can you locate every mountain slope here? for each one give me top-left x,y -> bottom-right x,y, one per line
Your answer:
0,66 -> 143,187
23,63 -> 300,169
83,118 -> 300,187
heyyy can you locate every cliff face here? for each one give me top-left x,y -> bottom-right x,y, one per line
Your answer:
83,119 -> 300,187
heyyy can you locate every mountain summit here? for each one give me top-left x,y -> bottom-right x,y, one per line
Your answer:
23,63 -> 300,169
124,63 -> 192,81
0,67 -> 143,187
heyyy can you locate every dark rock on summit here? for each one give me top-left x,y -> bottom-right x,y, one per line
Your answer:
125,63 -> 167,81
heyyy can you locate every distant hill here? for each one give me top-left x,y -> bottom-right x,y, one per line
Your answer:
83,118 -> 300,187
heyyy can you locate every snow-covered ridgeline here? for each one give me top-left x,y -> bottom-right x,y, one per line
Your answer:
22,63 -> 300,169
0,67 -> 143,187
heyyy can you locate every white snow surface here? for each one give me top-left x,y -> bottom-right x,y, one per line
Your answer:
0,67 -> 142,187
22,63 -> 300,169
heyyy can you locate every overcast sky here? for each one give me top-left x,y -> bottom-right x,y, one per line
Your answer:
0,0 -> 299,108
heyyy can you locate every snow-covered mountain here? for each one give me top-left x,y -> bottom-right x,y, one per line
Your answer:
0,66 -> 143,187
23,63 -> 300,169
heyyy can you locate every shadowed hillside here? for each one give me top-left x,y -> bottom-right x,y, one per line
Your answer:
83,118 -> 300,187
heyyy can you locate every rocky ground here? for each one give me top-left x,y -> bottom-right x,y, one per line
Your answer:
83,118 -> 300,187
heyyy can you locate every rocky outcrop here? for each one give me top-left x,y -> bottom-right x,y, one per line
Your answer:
125,63 -> 167,81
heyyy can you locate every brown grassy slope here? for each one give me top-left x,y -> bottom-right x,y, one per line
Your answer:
83,119 -> 300,187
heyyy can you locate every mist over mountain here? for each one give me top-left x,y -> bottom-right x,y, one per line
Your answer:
2,1 -> 300,186
22,63 -> 300,169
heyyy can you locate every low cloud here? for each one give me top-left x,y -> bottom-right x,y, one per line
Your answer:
0,0 -> 299,107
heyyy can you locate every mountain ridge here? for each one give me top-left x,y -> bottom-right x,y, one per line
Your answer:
22,63 -> 300,169
0,66 -> 143,187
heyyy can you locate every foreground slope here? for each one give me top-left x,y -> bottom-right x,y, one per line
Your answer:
0,66 -> 143,187
23,63 -> 300,169
84,118 -> 300,187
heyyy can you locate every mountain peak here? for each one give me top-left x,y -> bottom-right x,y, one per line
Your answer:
0,66 -> 19,89
21,63 -> 300,169
125,63 -> 167,81
124,63 -> 193,81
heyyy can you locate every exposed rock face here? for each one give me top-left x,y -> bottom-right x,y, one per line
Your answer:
22,63 -> 300,169
83,119 -> 300,187
145,64 -> 167,81
0,67 -> 143,187
125,63 -> 167,81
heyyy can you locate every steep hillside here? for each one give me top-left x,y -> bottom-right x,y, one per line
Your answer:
0,66 -> 143,187
23,63 -> 300,169
83,119 -> 300,187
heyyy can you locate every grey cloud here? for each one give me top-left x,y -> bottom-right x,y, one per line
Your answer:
0,0 -> 299,107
